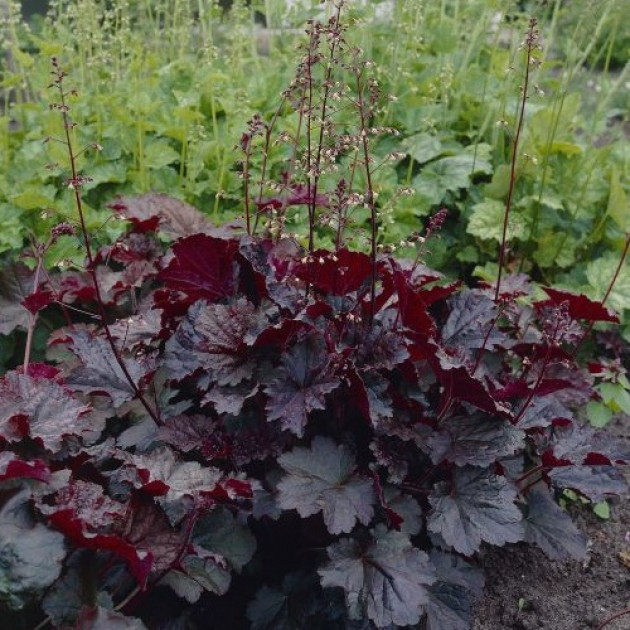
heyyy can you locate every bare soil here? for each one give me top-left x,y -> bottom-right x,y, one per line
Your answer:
472,414 -> 630,630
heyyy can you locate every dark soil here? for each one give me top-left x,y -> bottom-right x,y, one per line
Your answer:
472,414 -> 630,630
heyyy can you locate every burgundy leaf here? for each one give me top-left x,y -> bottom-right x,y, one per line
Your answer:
158,234 -> 239,302
433,351 -> 506,415
294,248 -> 372,296
539,287 -> 619,323
124,496 -> 186,575
0,452 -> 51,483
46,480 -> 154,586
21,289 -> 54,314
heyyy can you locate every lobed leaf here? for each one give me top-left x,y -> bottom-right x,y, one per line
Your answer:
0,370 -> 92,450
318,525 -> 436,627
265,336 -> 341,437
0,490 -> 66,610
158,233 -> 239,303
277,437 -> 376,535
428,466 -> 524,555
523,486 -> 588,561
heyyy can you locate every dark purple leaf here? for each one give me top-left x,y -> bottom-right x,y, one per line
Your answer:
264,336 -> 341,437
478,273 -> 532,300
0,263 -> 35,335
346,370 -> 393,429
515,395 -> 573,429
164,298 -> 262,386
524,486 -> 588,560
65,330 -> 150,408
203,381 -> 260,416
548,465 -> 628,501
442,290 -> 505,351
158,414 -> 219,453
193,507 -> 257,572
277,437 -> 376,535
109,308 -> 162,349
540,287 -> 619,323
425,550 -> 484,630
426,414 -> 525,467
353,318 -> 410,370
0,490 -> 66,610
428,466 -> 524,555
158,234 -> 239,302
110,193 -> 217,239
0,371 -> 92,450
318,525 -> 436,627
551,422 -> 630,465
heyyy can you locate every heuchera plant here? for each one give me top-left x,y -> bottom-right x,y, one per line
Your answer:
0,4 -> 629,629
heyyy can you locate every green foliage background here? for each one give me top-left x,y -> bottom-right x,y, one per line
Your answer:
0,0 -> 629,330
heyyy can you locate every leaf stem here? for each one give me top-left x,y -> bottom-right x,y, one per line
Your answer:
51,59 -> 160,426
596,608 -> 630,630
495,18 -> 538,302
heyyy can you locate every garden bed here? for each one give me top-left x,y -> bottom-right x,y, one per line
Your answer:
473,413 -> 630,630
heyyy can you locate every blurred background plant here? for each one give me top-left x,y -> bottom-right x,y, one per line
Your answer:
0,0 -> 628,334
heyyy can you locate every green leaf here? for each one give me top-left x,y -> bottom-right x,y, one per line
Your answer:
277,436 -> 376,535
599,382 -> 630,414
10,187 -> 57,210
593,500 -> 610,520
404,132 -> 444,164
0,490 -> 66,610
607,166 -> 629,230
586,255 -> 630,314
586,401 -> 613,428
467,199 -> 529,242
412,145 -> 492,207
318,525 -> 436,627
143,139 -> 180,170
534,233 -> 577,269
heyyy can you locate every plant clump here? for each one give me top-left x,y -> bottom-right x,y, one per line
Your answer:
0,3 -> 629,629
